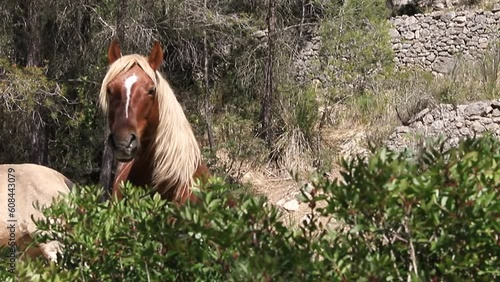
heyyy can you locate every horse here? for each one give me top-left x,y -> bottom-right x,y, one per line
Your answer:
99,40 -> 210,204
0,163 -> 73,262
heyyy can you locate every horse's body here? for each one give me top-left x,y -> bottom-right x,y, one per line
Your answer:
100,40 -> 209,203
0,163 -> 72,262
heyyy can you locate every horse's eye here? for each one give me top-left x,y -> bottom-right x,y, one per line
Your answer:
148,87 -> 156,96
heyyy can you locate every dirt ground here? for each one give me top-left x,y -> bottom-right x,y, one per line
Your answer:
225,126 -> 368,229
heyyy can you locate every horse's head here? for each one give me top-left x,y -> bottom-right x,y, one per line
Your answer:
104,40 -> 163,162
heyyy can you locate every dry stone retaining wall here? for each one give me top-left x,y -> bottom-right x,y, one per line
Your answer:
292,7 -> 500,81
390,8 -> 500,74
295,26 -> 322,83
389,0 -> 500,14
385,100 -> 500,151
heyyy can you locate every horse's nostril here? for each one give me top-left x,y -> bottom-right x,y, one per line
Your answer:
128,133 -> 138,148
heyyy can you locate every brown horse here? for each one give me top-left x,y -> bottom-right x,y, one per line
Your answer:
0,163 -> 72,262
99,40 -> 209,204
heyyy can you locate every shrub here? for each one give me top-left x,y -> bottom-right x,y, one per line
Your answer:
10,179 -> 319,281
0,58 -> 103,184
273,85 -> 319,171
209,112 -> 268,180
312,135 -> 500,280
319,0 -> 394,95
3,136 -> 498,281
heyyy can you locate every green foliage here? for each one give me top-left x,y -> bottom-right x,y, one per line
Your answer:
315,0 -> 398,148
0,59 -> 66,162
13,179 -> 319,281
5,136 -> 498,281
315,135 -> 500,280
319,0 -> 394,96
0,58 -> 102,183
210,112 -> 267,177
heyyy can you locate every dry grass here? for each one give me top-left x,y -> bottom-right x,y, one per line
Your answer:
438,43 -> 500,102
322,40 -> 500,150
272,128 -> 314,172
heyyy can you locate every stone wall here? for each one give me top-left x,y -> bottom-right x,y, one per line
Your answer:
389,0 -> 499,14
390,7 -> 500,74
291,6 -> 500,80
385,100 -> 500,151
295,26 -> 322,83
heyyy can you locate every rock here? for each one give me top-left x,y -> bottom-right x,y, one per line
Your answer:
493,3 -> 500,12
491,100 -> 500,109
485,123 -> 499,132
432,57 -> 456,74
276,199 -> 286,207
404,31 -> 415,40
389,28 -> 400,38
283,199 -> 299,211
301,214 -> 312,225
427,53 -> 436,62
395,126 -> 410,134
441,12 -> 457,22
252,30 -> 266,39
464,102 -> 488,117
241,172 -> 262,186
491,109 -> 500,117
388,8 -> 497,72
431,120 -> 445,131
460,127 -> 472,136
472,121 -> 486,133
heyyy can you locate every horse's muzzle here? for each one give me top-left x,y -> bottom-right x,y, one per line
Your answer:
108,133 -> 139,162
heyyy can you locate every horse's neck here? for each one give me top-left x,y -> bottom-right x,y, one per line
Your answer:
128,140 -> 156,185
113,142 -> 208,204
112,161 -> 134,200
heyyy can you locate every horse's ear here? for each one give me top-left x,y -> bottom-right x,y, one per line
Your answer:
108,39 -> 122,65
148,41 -> 163,71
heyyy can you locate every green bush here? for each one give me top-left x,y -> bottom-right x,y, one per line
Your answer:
313,136 -> 500,280
9,179 -> 319,281
0,58 -> 103,183
209,112 -> 268,179
3,137 -> 498,281
319,0 -> 394,95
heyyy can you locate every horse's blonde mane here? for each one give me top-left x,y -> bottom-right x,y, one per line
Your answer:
99,54 -> 201,200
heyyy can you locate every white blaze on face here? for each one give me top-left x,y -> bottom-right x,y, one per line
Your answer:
124,74 -> 138,119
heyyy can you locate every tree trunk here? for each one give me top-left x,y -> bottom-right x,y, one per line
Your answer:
99,127 -> 115,199
116,0 -> 128,43
30,108 -> 49,166
25,0 -> 42,68
261,0 -> 276,147
299,0 -> 305,39
203,0 -> 215,153
9,0 -> 43,66
18,0 -> 48,166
